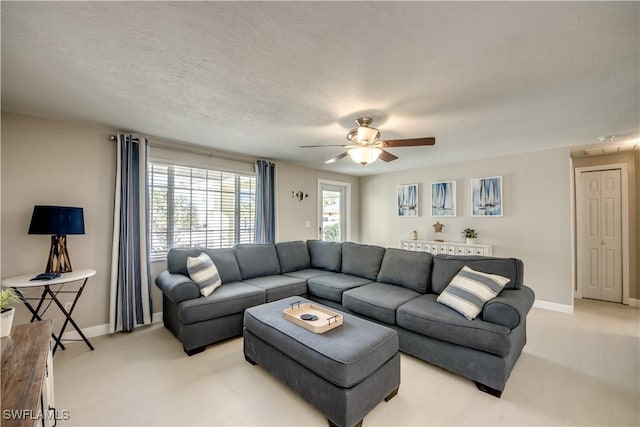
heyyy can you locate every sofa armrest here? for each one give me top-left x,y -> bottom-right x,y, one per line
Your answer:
482,285 -> 535,329
155,271 -> 200,304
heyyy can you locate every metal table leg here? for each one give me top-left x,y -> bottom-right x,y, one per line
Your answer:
13,287 -> 66,351
48,279 -> 94,354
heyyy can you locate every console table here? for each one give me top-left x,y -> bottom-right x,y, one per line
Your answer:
2,269 -> 96,354
400,239 -> 492,256
1,321 -> 55,427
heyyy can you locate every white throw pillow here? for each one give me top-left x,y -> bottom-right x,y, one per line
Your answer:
187,252 -> 222,297
436,266 -> 510,320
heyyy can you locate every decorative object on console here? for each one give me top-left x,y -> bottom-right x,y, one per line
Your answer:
397,184 -> 419,217
28,205 -> 85,273
433,222 -> 445,241
0,288 -> 19,338
410,230 -> 418,240
462,228 -> 478,245
471,176 -> 503,217
291,190 -> 309,201
431,181 -> 456,217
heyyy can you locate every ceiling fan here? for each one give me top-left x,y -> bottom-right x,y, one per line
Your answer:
300,117 -> 436,166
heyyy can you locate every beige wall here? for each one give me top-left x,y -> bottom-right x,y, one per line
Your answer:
276,162 -> 360,243
1,113 -> 117,329
572,151 -> 638,299
360,147 -> 574,307
637,151 -> 640,297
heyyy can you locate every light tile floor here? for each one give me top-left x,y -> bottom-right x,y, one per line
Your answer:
52,299 -> 639,426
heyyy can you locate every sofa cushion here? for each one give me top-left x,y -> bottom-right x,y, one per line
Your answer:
307,273 -> 372,303
178,281 -> 265,325
307,240 -> 342,272
234,244 -> 281,279
167,247 -> 242,284
431,255 -> 524,294
341,242 -> 386,281
377,248 -> 432,293
437,266 -> 510,320
284,269 -> 333,280
243,275 -> 307,302
186,252 -> 222,297
276,241 -> 310,273
396,294 -> 513,357
342,283 -> 421,325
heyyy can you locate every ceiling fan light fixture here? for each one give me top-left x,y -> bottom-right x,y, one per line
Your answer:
356,126 -> 380,143
348,146 -> 382,166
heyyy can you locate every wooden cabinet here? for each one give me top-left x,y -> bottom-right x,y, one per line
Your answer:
1,321 -> 55,427
400,239 -> 492,256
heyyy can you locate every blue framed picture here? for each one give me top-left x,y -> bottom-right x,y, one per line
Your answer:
397,184 -> 419,217
471,176 -> 503,217
431,181 -> 456,217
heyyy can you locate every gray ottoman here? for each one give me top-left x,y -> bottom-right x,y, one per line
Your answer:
243,296 -> 400,427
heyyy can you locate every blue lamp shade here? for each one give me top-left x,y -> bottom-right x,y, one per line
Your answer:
28,206 -> 85,235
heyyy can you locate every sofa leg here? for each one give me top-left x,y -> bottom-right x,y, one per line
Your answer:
245,354 -> 257,365
184,346 -> 205,356
385,386 -> 399,402
474,381 -> 502,398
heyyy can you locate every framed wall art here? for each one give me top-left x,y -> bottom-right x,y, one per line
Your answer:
397,184 -> 419,217
471,176 -> 503,217
431,181 -> 456,217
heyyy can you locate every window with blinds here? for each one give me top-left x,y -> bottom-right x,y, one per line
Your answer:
149,162 -> 256,258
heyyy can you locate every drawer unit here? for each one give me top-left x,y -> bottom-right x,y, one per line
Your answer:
400,240 -> 492,256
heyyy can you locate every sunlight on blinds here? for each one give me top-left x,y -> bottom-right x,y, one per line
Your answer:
149,162 -> 256,257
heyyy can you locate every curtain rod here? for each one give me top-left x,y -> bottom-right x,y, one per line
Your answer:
108,134 -> 273,165
109,135 -> 139,141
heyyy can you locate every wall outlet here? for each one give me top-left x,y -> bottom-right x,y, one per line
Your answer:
304,220 -> 311,228
64,301 -> 73,312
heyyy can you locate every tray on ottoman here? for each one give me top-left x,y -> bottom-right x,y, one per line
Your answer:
244,296 -> 400,427
283,300 -> 343,333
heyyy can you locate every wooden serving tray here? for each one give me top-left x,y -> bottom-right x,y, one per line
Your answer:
283,301 -> 343,334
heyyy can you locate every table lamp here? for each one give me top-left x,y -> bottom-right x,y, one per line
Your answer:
28,205 -> 85,273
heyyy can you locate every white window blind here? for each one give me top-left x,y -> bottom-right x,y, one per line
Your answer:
149,162 -> 256,258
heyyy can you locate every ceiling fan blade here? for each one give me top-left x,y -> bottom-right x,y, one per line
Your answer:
300,144 -> 349,148
324,152 -> 349,164
379,150 -> 399,162
383,137 -> 436,147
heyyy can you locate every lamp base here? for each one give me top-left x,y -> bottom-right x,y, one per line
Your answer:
46,235 -> 73,273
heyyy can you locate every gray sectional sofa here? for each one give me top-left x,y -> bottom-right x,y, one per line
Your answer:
155,240 -> 535,396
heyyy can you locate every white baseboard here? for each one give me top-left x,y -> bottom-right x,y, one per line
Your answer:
628,298 -> 640,307
533,299 -> 574,314
62,312 -> 163,340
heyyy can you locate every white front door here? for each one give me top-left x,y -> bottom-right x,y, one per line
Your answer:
579,169 -> 622,303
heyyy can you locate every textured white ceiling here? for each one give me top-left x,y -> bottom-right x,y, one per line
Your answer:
2,2 -> 638,176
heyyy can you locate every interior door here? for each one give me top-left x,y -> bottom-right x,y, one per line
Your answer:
319,183 -> 346,242
579,169 -> 622,302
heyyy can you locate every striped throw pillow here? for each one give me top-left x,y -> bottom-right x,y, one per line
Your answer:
436,266 -> 510,320
187,252 -> 222,297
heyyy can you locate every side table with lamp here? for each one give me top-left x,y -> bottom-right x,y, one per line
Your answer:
1,205 -> 96,354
